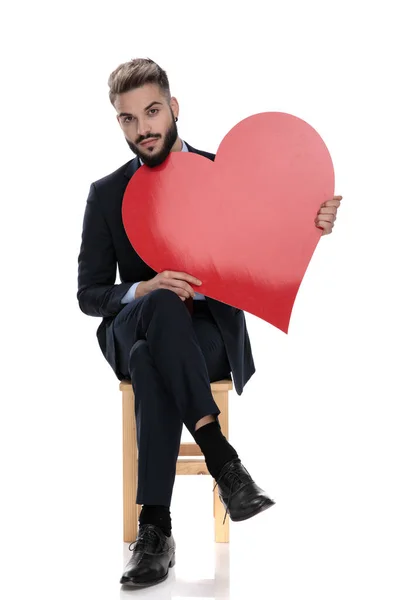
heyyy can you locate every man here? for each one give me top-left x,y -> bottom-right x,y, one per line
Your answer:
77,57 -> 342,589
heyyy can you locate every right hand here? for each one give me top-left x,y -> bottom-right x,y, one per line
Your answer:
136,270 -> 202,301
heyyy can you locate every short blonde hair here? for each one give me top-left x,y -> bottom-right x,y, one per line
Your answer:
108,57 -> 171,107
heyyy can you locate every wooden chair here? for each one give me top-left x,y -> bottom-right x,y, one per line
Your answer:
120,379 -> 233,544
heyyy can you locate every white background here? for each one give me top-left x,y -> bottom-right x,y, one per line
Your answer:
1,1 -> 399,598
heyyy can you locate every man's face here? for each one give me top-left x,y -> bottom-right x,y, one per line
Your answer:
115,83 -> 179,167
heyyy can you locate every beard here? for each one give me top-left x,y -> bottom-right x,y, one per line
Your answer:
125,111 -> 178,168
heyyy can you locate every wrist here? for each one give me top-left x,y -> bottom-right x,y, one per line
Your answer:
135,281 -> 148,299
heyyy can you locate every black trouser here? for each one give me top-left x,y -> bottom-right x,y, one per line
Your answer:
112,289 -> 231,506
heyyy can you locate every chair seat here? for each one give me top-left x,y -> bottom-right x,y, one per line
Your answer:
119,379 -> 233,392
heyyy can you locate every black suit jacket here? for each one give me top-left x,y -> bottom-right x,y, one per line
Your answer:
77,142 -> 255,395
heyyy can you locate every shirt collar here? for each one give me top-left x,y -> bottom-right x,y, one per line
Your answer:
139,139 -> 188,166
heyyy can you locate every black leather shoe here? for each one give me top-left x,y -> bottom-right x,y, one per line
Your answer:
213,458 -> 275,523
120,524 -> 176,588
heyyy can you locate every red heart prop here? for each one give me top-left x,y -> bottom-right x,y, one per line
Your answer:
122,112 -> 335,333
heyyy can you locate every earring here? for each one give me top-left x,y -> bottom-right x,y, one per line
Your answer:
175,117 -> 178,122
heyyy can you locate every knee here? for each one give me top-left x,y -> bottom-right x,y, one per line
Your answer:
143,288 -> 186,314
129,339 -> 149,359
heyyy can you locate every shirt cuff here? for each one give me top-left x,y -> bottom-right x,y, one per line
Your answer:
121,282 -> 142,303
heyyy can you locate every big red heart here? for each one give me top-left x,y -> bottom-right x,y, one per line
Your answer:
122,112 -> 335,333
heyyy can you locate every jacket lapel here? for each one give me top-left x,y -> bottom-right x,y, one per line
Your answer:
123,156 -> 141,180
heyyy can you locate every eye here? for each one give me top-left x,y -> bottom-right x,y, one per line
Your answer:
148,109 -> 159,116
122,116 -> 132,123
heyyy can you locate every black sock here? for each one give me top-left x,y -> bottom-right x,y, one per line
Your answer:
193,420 -> 239,480
139,505 -> 172,537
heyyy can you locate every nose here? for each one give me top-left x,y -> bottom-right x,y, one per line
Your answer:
136,118 -> 151,139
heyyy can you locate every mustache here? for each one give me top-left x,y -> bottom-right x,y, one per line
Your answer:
136,134 -> 161,144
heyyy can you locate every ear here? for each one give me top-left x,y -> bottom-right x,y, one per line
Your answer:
170,96 -> 179,121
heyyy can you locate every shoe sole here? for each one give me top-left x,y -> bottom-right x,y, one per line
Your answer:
229,497 -> 276,522
120,554 -> 175,588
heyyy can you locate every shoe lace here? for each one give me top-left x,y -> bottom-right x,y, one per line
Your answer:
128,525 -> 165,553
213,467 -> 247,525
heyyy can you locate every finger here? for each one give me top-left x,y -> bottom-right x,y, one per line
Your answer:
173,292 -> 187,301
166,280 -> 195,298
316,216 -> 334,226
318,207 -> 337,216
316,217 -> 335,229
158,283 -> 191,299
321,200 -> 341,209
159,277 -> 194,296
315,215 -> 335,224
323,196 -> 342,204
163,270 -> 202,285
318,222 -> 334,235
173,281 -> 196,297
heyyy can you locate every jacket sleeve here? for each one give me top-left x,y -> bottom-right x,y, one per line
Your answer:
77,182 -> 134,317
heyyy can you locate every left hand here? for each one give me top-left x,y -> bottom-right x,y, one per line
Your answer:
315,195 -> 343,236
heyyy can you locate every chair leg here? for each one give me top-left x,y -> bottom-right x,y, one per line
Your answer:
212,389 -> 230,543
122,386 -> 139,543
